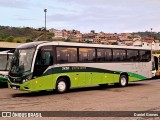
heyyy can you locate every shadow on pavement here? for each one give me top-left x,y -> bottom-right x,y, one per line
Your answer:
0,83 -> 8,88
12,90 -> 55,98
11,82 -> 146,98
150,76 -> 160,80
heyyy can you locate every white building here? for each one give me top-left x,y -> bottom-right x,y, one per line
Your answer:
133,39 -> 160,50
54,30 -> 63,38
49,28 -> 56,33
142,40 -> 160,50
133,39 -> 142,47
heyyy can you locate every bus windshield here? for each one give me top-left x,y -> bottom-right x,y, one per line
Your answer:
10,48 -> 35,74
0,53 -> 13,71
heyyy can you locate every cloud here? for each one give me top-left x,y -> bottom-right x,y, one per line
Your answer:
48,14 -> 76,22
15,17 -> 36,21
1,0 -> 160,33
49,0 -> 160,32
0,0 -> 31,9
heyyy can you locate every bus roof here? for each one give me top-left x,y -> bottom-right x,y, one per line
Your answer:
17,41 -> 151,50
0,50 -> 14,55
17,41 -> 49,49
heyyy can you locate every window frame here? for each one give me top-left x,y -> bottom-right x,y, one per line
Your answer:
126,49 -> 139,62
139,50 -> 151,62
78,47 -> 96,63
112,48 -> 127,62
96,48 -> 113,62
54,45 -> 151,63
56,46 -> 78,63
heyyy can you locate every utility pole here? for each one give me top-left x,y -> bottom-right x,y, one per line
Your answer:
44,9 -> 47,40
151,28 -> 153,38
150,28 -> 153,52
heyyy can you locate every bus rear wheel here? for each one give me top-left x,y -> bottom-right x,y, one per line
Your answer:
119,75 -> 128,87
56,78 -> 68,94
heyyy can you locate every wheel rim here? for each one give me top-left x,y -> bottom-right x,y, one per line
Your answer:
57,81 -> 66,92
121,77 -> 126,86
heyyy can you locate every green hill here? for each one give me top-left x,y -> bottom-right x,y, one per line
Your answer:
1,25 -> 160,43
132,32 -> 160,40
0,26 -> 54,43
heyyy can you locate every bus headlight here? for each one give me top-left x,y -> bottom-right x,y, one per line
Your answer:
22,78 -> 29,83
22,75 -> 32,83
22,80 -> 26,83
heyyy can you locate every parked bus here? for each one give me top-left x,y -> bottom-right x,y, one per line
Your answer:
0,50 -> 13,84
8,41 -> 153,93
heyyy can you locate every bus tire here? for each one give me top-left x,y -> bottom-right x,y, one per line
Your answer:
56,78 -> 68,94
119,75 -> 128,87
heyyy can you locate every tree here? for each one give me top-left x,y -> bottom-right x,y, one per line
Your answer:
64,38 -> 71,42
111,42 -> 118,45
0,38 -> 4,41
128,36 -> 132,39
0,36 -> 4,41
16,40 -> 21,43
26,38 -> 33,43
0,33 -> 5,39
6,36 -> 14,42
47,36 -> 53,41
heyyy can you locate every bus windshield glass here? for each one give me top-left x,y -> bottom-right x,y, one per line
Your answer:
0,54 -> 12,71
10,48 -> 35,74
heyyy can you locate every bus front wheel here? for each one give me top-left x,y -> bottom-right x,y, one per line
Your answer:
119,75 -> 128,87
56,78 -> 68,93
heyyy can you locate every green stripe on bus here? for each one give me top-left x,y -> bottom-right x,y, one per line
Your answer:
43,66 -> 120,76
0,77 -> 8,83
43,66 -> 146,80
19,70 -> 147,92
41,66 -> 147,84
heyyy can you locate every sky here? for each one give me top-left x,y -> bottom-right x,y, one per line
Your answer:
0,0 -> 160,33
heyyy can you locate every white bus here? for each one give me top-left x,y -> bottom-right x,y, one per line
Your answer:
0,50 -> 13,84
8,41 -> 153,93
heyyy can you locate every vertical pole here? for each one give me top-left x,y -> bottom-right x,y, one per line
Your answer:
151,28 -> 153,38
151,28 -> 153,53
44,9 -> 47,40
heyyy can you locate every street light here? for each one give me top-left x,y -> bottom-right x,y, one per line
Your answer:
150,28 -> 153,52
44,9 -> 47,31
151,28 -> 153,38
44,9 -> 47,40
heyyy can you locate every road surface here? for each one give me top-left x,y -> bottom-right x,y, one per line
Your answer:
0,79 -> 160,120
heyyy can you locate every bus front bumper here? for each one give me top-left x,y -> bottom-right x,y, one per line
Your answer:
8,81 -> 31,91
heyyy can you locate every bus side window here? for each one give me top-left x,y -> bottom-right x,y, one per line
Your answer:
36,50 -> 53,65
140,50 -> 151,62
35,50 -> 42,65
44,51 -> 53,65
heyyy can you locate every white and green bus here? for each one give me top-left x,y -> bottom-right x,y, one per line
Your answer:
8,41 -> 153,93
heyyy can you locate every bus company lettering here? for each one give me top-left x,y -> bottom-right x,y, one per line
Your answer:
72,66 -> 86,70
62,67 -> 70,71
8,112 -> 42,117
